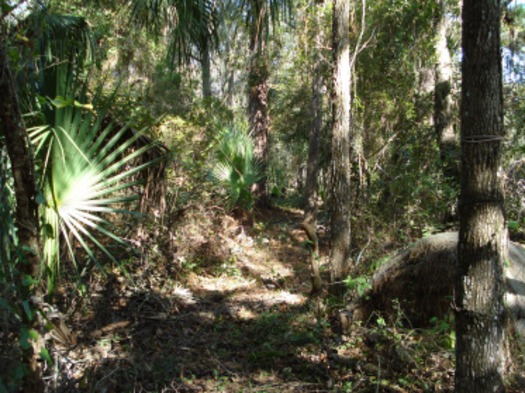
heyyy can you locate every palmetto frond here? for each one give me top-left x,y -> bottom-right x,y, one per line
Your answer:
212,128 -> 259,211
17,8 -> 95,115
36,12 -> 94,67
17,7 -> 163,287
31,101 -> 159,285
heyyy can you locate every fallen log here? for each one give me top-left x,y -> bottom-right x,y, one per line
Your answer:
343,232 -> 525,336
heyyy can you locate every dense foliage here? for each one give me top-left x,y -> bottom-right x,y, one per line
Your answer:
0,0 -> 524,391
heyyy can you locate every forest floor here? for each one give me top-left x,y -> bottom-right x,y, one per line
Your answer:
29,204 -> 524,392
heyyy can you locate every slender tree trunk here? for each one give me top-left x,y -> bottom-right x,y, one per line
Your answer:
248,2 -> 270,205
455,1 -> 507,392
330,0 -> 352,292
303,0 -> 326,294
304,1 -> 325,227
201,38 -> 212,98
0,43 -> 43,393
351,103 -> 365,203
434,0 -> 459,183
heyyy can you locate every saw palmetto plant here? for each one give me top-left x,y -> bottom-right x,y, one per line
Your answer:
12,8 -> 163,290
30,90 -> 160,289
212,128 -> 260,212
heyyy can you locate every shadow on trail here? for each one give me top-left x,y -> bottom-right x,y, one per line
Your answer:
53,276 -> 330,392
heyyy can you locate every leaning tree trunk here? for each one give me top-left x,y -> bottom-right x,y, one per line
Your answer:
455,1 -> 508,392
302,0 -> 327,295
434,0 -> 459,183
0,43 -> 43,393
248,3 -> 270,205
329,0 -> 352,293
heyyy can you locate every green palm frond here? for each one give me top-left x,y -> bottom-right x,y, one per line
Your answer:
37,12 -> 94,67
212,128 -> 260,211
22,9 -> 163,288
29,92 -> 161,288
16,8 -> 95,119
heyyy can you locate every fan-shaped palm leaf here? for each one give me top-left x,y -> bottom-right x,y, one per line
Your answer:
17,8 -> 95,106
212,128 -> 260,211
17,6 -> 163,288
29,92 -> 161,288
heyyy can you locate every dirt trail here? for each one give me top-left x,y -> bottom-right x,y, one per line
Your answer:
38,207 -> 525,392
55,207 -> 330,392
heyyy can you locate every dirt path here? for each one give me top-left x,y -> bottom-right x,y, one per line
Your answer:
54,207 -> 331,392
41,206 -> 525,392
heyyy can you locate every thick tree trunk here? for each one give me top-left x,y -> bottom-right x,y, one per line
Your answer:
329,0 -> 352,292
434,1 -> 459,183
0,43 -> 43,393
455,1 -> 507,392
248,2 -> 270,205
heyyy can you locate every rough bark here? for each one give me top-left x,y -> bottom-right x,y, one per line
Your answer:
303,1 -> 326,294
300,222 -> 322,295
248,2 -> 270,205
434,0 -> 459,183
201,38 -> 212,98
329,0 -> 352,292
0,43 -> 43,393
456,1 -> 507,392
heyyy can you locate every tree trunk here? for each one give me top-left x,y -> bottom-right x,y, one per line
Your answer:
434,0 -> 459,183
248,2 -> 270,205
329,0 -> 352,292
0,43 -> 43,393
201,38 -> 212,98
303,1 -> 326,295
455,1 -> 507,392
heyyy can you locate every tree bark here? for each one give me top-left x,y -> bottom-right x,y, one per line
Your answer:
455,1 -> 507,392
201,37 -> 212,98
329,0 -> 352,292
248,1 -> 270,205
0,43 -> 43,393
304,1 -> 325,228
434,0 -> 459,183
303,1 -> 326,295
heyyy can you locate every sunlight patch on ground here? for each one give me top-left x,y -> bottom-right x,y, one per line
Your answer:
188,274 -> 257,293
231,289 -> 306,308
238,254 -> 296,278
221,230 -> 298,279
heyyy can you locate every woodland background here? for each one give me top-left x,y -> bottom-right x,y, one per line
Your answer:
0,0 -> 524,391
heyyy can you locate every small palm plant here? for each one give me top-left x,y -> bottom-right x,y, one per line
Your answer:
18,8 -> 163,290
212,128 -> 260,213
3,5 -> 168,292
29,87 -> 159,289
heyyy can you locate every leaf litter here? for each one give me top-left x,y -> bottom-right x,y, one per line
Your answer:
30,205 -> 524,392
